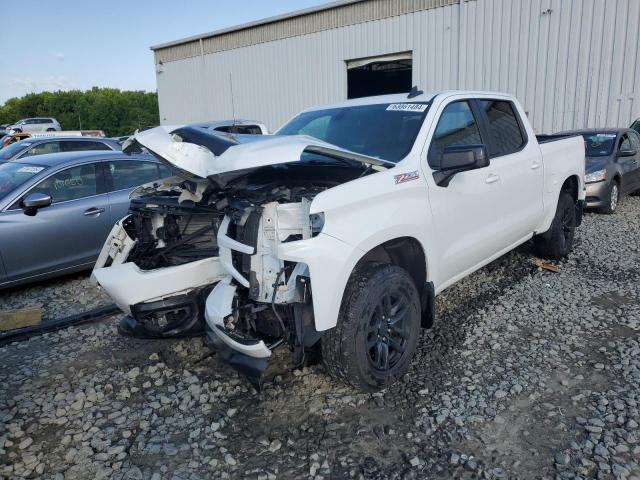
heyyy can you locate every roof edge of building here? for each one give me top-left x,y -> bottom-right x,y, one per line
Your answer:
149,0 -> 366,51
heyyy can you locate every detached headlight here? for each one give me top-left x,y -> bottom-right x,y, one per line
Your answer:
585,169 -> 607,183
310,212 -> 325,237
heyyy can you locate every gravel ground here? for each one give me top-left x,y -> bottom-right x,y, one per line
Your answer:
0,197 -> 639,480
0,273 -> 110,320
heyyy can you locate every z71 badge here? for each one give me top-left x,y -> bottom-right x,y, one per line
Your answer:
394,171 -> 420,184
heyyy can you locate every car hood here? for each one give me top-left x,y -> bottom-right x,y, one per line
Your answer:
585,156 -> 610,173
128,126 -> 393,181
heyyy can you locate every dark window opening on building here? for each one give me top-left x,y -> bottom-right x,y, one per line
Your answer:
347,52 -> 413,99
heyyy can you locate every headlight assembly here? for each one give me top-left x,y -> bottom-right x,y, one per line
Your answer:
585,169 -> 607,183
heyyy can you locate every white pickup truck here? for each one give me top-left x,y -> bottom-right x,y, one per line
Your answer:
92,90 -> 585,391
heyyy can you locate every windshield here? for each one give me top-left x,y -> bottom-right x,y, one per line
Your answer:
276,102 -> 430,163
0,162 -> 47,203
0,140 -> 32,160
582,133 -> 617,157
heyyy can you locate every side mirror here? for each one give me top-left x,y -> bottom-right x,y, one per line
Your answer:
22,192 -> 52,216
617,148 -> 637,157
433,145 -> 488,187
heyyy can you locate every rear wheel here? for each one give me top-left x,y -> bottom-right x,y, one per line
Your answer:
322,263 -> 421,392
599,179 -> 619,214
534,191 -> 576,260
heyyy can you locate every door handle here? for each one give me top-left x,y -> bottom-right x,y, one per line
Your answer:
531,162 -> 542,170
485,173 -> 500,184
83,207 -> 105,217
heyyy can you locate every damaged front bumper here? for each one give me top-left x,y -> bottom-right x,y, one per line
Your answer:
91,194 -> 322,384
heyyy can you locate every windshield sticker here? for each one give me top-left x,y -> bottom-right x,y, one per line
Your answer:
394,171 -> 420,184
17,166 -> 44,174
386,103 -> 428,112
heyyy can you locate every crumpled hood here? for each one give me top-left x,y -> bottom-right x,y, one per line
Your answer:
130,126 -> 392,180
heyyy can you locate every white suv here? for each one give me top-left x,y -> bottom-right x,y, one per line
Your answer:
8,118 -> 61,134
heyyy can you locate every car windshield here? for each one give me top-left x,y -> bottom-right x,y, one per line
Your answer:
0,140 -> 33,160
582,133 -> 617,157
276,102 -> 430,163
0,161 -> 47,202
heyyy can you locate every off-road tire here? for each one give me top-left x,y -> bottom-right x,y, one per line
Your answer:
321,262 -> 421,392
534,190 -> 576,260
599,179 -> 620,214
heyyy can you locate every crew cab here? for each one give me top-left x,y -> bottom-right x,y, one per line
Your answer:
92,90 -> 585,391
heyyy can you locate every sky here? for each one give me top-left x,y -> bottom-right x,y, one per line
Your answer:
0,0 -> 329,105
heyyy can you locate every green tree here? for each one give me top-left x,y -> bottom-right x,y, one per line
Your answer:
0,88 -> 159,136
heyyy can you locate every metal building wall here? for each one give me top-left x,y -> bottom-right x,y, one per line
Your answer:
155,0 -> 640,133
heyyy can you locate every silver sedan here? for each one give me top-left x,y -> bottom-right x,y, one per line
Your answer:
0,151 -> 172,288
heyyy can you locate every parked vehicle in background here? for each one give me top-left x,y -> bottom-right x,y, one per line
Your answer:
559,129 -> 640,214
0,151 -> 173,288
92,91 -> 585,391
1,132 -> 32,148
29,130 -> 106,138
0,125 -> 9,136
190,119 -> 269,135
0,137 -> 121,163
631,118 -> 640,135
7,118 -> 61,134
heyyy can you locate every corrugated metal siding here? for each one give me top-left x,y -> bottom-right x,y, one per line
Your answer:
156,41 -> 201,64
458,0 -> 640,133
156,0 -> 640,134
155,0 -> 458,64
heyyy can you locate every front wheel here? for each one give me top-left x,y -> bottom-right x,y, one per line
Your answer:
322,263 -> 421,392
599,180 -> 619,214
46,128 -> 56,132
534,191 -> 576,260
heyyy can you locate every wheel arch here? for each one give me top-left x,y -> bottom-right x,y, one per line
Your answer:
611,172 -> 622,188
352,236 -> 434,328
561,175 -> 580,200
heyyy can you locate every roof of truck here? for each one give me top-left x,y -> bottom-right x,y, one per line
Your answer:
302,90 -> 515,112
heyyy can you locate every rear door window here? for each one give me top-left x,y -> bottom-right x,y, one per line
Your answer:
29,164 -> 98,203
477,100 -> 526,157
106,160 -> 161,191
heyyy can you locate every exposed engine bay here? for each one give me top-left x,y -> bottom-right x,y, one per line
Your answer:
92,126 -> 384,384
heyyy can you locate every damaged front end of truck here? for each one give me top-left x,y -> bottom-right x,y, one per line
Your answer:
91,125 -> 390,385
